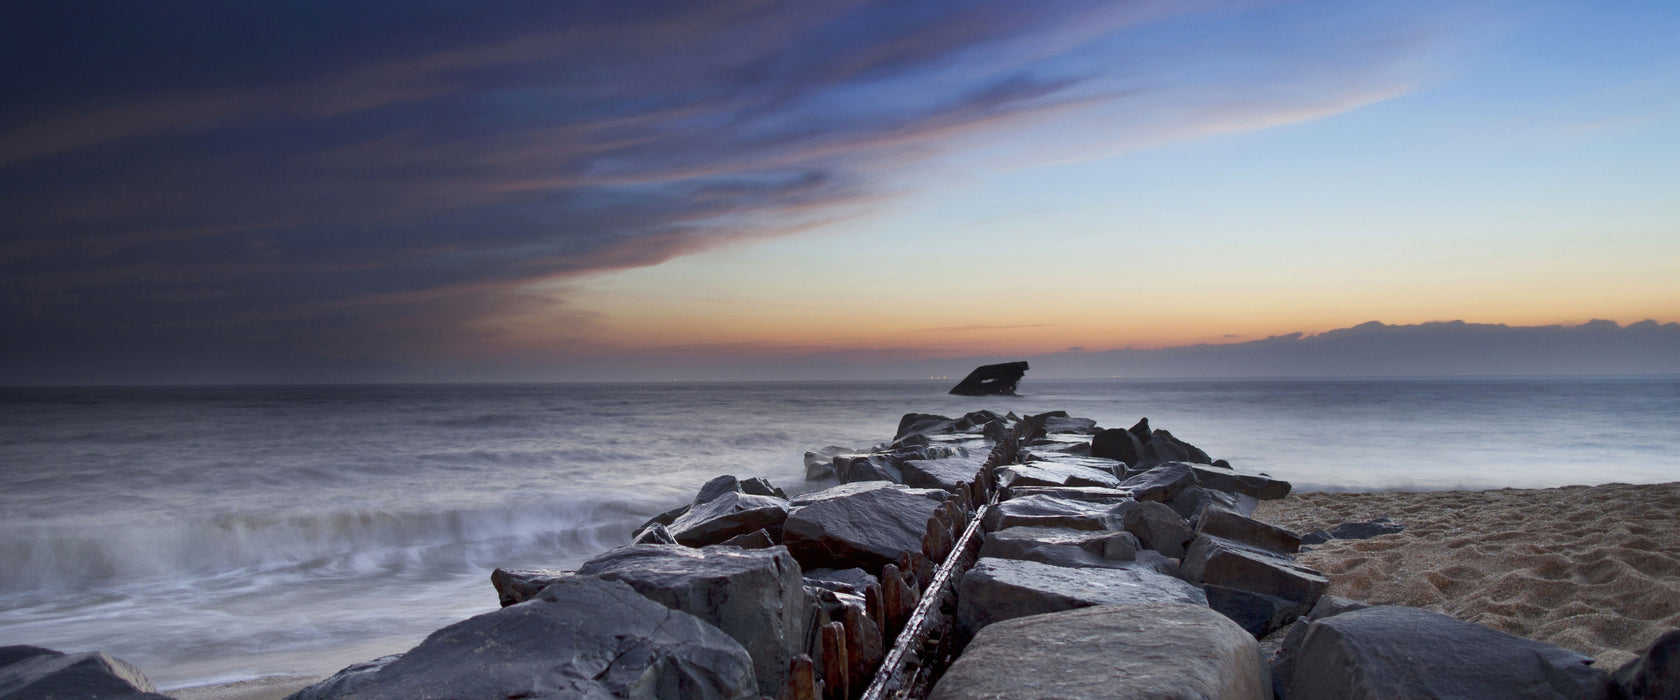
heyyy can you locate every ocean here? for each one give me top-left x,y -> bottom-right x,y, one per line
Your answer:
2,378 -> 1677,689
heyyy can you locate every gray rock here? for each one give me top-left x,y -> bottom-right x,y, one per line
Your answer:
1205,584 -> 1312,638
783,486 -> 943,572
900,453 -> 987,491
956,558 -> 1207,639
1037,414 -> 1098,435
894,413 -> 956,442
0,647 -> 171,700
1138,429 -> 1213,466
738,476 -> 787,499
981,494 -> 1122,532
1119,462 -> 1197,503
1182,535 -> 1328,605
632,521 -> 678,545
1284,606 -> 1611,700
787,481 -> 947,507
695,474 -> 744,504
802,567 -> 879,595
635,502 -> 691,537
931,603 -> 1268,700
667,491 -> 790,547
289,576 -> 757,700
980,526 -> 1139,562
285,655 -> 401,700
1090,427 -> 1144,465
1197,507 -> 1301,555
1128,417 -> 1152,445
577,544 -> 810,694
1115,500 -> 1195,558
1300,518 -> 1404,546
835,453 -> 903,484
1028,454 -> 1123,475
490,567 -> 571,607
718,528 -> 776,549
995,461 -> 1122,489
804,446 -> 859,481
1171,485 -> 1259,521
1191,465 -> 1292,500
1614,629 -> 1680,700
1271,595 -> 1370,697
1002,485 -> 1133,504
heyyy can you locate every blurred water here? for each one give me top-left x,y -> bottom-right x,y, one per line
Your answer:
0,378 -> 1676,687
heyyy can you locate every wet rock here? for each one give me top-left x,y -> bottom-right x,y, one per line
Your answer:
952,410 -> 1006,432
1271,595 -> 1370,697
980,526 -> 1139,562
835,453 -> 903,484
632,521 -> 679,545
1090,427 -> 1144,466
1205,584 -> 1313,638
1128,417 -> 1153,444
802,567 -> 879,595
667,491 -> 790,547
289,576 -> 758,700
995,461 -> 1122,489
695,474 -> 745,503
1181,535 -> 1328,606
933,603 -> 1266,700
578,544 -> 810,694
804,446 -> 859,480
719,528 -> 776,549
636,502 -> 692,538
1032,412 -> 1098,435
1171,485 -> 1259,522
1118,462 -> 1197,503
1002,485 -> 1132,504
788,481 -> 947,506
900,453 -> 987,491
1283,606 -> 1611,700
1614,629 -> 1680,700
1030,454 -> 1122,474
894,413 -> 956,442
1191,465 -> 1292,500
285,655 -> 401,700
490,567 -> 571,607
0,647 -> 171,700
956,558 -> 1207,639
981,494 -> 1122,532
1197,507 -> 1301,555
1137,429 -> 1213,466
1115,500 -> 1195,558
948,361 -> 1029,396
739,476 -> 788,499
783,485 -> 943,572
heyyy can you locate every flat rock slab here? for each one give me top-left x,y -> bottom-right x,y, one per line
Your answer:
1284,605 -> 1612,700
667,491 -> 790,547
1003,485 -> 1133,503
996,461 -> 1121,489
0,647 -> 171,700
980,526 -> 1138,562
956,557 -> 1207,639
788,481 -> 947,506
932,603 -> 1269,700
783,485 -> 943,572
901,453 -> 988,491
1182,534 -> 1328,605
981,494 -> 1122,531
290,576 -> 757,700
1197,506 -> 1300,555
1119,462 -> 1197,503
577,544 -> 810,693
1191,465 -> 1291,500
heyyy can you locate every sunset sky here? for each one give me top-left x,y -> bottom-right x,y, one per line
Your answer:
3,1 -> 1677,383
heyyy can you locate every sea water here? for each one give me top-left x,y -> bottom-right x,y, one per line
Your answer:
1,378 -> 1677,688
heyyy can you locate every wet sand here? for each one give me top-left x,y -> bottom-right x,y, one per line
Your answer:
167,675 -> 319,700
1255,481 -> 1680,670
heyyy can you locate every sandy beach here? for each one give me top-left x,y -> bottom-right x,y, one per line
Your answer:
1255,481 -> 1680,670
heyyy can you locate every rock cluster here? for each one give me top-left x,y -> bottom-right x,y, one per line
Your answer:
13,407 -> 1676,700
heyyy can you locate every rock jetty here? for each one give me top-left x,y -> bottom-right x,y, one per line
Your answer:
7,409 -> 1674,699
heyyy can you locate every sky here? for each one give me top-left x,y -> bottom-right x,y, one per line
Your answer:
2,1 -> 1677,384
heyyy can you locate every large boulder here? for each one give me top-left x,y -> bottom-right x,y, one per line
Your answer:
1089,427 -> 1144,465
1182,535 -> 1328,605
1283,606 -> 1612,700
1115,500 -> 1195,558
894,413 -> 956,442
1171,485 -> 1259,522
834,454 -> 903,484
931,603 -> 1268,700
956,558 -> 1207,639
1190,465 -> 1291,500
900,454 -> 987,491
578,544 -> 811,693
1271,595 -> 1370,696
1137,429 -> 1213,466
667,491 -> 790,547
783,485 -> 943,572
788,481 -> 947,507
981,494 -> 1122,532
995,461 -> 1122,489
0,646 -> 172,700
1614,629 -> 1680,700
1002,485 -> 1132,504
980,526 -> 1138,563
490,567 -> 570,607
1196,507 -> 1300,555
1118,462 -> 1197,503
947,361 -> 1028,396
285,576 -> 758,700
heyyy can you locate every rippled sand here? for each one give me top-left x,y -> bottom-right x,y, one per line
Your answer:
1255,482 -> 1680,670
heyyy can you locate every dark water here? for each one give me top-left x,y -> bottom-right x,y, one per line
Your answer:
1,378 -> 1676,687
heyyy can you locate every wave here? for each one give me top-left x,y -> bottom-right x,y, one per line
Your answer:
0,494 -> 641,594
